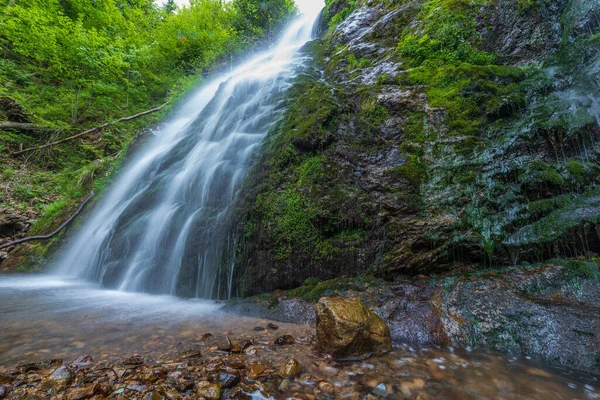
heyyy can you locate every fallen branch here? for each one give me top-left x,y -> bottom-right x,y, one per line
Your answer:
0,192 -> 94,251
0,122 -> 46,131
12,102 -> 169,155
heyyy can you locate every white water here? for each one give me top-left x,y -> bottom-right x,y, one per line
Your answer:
52,2 -> 324,299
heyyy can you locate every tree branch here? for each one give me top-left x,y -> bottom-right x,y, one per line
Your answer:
11,102 -> 169,155
0,122 -> 46,131
0,192 -> 94,251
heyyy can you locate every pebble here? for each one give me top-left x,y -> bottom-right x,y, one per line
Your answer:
317,380 -> 335,395
373,382 -> 388,397
275,334 -> 295,345
248,363 -> 266,379
280,358 -> 302,378
0,385 -> 11,398
197,381 -> 221,399
43,366 -> 73,391
279,379 -> 292,392
219,372 -> 240,388
217,336 -> 233,351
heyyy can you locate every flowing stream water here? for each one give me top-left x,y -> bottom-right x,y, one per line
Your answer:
52,2 -> 323,299
0,276 -> 598,399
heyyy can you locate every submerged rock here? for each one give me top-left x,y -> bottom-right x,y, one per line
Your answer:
248,363 -> 266,379
0,384 -> 11,398
278,379 -> 291,392
219,372 -> 240,388
274,334 -> 295,345
197,381 -> 221,399
217,336 -> 233,352
315,297 -> 391,360
279,359 -> 302,378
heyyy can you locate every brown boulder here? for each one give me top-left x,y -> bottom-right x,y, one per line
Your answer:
315,297 -> 391,360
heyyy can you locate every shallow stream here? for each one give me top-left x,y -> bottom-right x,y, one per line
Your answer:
0,275 -> 597,399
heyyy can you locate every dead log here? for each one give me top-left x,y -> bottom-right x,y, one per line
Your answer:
11,102 -> 169,155
0,192 -> 94,251
0,122 -> 45,131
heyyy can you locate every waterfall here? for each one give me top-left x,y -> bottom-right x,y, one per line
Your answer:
53,2 -> 324,299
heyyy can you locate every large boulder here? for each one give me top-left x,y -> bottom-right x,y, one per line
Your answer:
315,297 -> 391,359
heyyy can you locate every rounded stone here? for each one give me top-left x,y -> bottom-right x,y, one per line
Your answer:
315,297 -> 391,360
279,359 -> 302,378
43,366 -> 73,391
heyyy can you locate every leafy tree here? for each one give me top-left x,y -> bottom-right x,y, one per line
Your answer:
163,0 -> 176,14
232,0 -> 296,38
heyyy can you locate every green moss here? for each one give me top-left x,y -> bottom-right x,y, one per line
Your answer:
376,72 -> 395,85
386,154 -> 427,185
281,78 -> 338,147
527,195 -> 573,216
303,277 -> 320,286
407,65 -> 525,139
566,160 -> 584,181
516,0 -> 550,12
564,259 -> 600,282
505,188 -> 600,247
287,274 -> 381,302
346,53 -> 372,71
297,155 -> 326,185
260,188 -> 318,260
397,0 -> 494,68
359,95 -> 389,127
519,160 -> 566,186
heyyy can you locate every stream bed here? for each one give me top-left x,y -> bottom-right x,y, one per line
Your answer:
0,275 -> 598,399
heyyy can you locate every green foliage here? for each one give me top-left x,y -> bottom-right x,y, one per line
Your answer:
0,0 -> 295,263
232,0 -> 296,37
0,0 -> 294,129
324,0 -> 356,31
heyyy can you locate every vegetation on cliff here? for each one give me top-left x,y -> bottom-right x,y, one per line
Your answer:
232,0 -> 600,295
0,0 -> 295,266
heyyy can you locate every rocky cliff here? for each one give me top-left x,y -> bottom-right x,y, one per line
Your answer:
229,0 -> 600,296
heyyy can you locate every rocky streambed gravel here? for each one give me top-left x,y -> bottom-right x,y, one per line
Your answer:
1,318 -> 598,399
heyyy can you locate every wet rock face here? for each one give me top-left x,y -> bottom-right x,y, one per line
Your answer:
231,0 -> 600,295
228,263 -> 600,374
476,0 -> 568,64
315,297 -> 391,360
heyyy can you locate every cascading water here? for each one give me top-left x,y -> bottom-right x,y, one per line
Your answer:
53,1 -> 324,299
